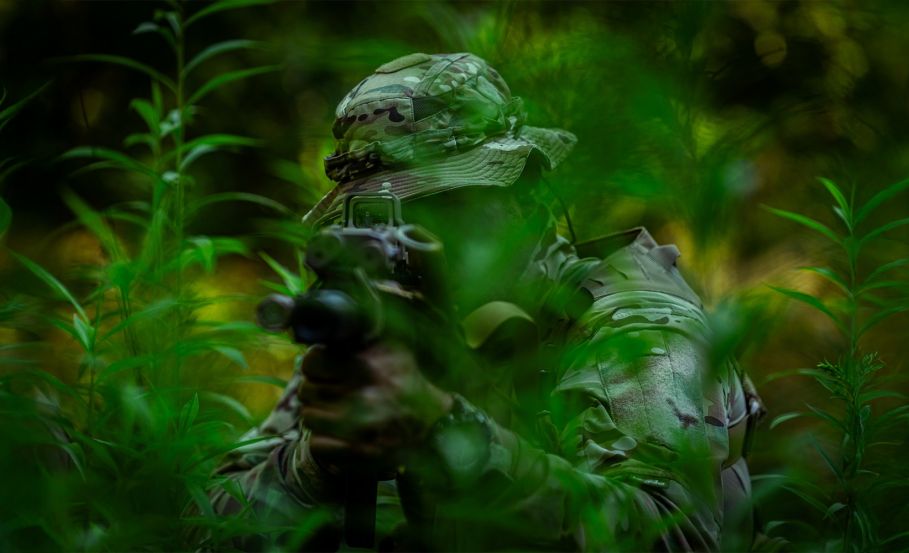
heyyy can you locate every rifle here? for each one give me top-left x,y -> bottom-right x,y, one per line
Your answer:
256,191 -> 452,548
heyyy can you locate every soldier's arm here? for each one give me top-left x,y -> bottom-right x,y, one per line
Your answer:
196,365 -> 344,549
410,291 -> 740,551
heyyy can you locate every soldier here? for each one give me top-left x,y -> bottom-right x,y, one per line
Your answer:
203,53 -> 765,552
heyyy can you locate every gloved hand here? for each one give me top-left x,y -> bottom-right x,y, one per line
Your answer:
298,342 -> 454,469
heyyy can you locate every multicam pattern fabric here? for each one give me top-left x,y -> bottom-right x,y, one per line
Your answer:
325,53 -> 525,183
204,228 -> 765,552
303,53 -> 577,226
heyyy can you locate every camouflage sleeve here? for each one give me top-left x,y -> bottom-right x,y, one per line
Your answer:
413,293 -> 738,551
199,361 -> 344,549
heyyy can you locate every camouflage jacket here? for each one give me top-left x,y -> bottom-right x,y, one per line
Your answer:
204,227 -> 764,552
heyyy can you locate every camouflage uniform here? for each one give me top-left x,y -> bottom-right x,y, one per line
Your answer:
207,53 -> 764,551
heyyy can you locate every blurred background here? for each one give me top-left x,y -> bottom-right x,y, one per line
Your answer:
1,0 -> 907,550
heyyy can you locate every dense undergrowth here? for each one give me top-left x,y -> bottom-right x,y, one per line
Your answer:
0,1 -> 907,551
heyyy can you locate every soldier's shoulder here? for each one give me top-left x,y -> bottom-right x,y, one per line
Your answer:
574,227 -> 702,308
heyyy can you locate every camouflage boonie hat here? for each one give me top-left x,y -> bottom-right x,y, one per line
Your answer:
302,52 -> 577,226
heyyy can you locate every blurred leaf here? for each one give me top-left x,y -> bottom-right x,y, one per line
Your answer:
0,81 -> 51,132
213,346 -> 248,369
859,217 -> 909,246
188,192 -> 289,218
124,132 -> 157,150
186,236 -> 215,273
200,391 -> 252,424
72,313 -> 96,353
101,298 -> 178,341
170,133 -> 261,170
769,412 -> 803,430
231,374 -> 288,388
780,484 -> 829,514
130,98 -> 161,135
61,188 -> 126,261
186,65 -> 280,105
858,304 -> 909,338
764,206 -> 840,243
824,502 -> 846,519
805,404 -> 846,433
179,392 -> 201,433
818,177 -> 851,230
11,252 -> 87,320
63,54 -> 176,92
799,266 -> 849,295
864,258 -> 909,285
0,158 -> 28,182
0,196 -> 10,235
183,39 -> 261,77
259,252 -> 302,295
859,390 -> 907,402
855,177 -> 909,226
132,20 -> 176,49
768,285 -> 846,333
184,0 -> 277,28
188,483 -> 215,519
61,146 -> 159,180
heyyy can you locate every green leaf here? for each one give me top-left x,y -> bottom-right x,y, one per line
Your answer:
805,404 -> 845,433
0,158 -> 28,183
184,0 -> 277,27
780,484 -> 828,514
859,390 -> 907,403
799,266 -> 849,295
865,258 -> 909,285
858,304 -> 909,338
183,39 -> 261,77
72,313 -> 96,352
188,484 -> 215,519
101,298 -> 178,341
189,236 -> 215,273
824,502 -> 847,519
130,98 -> 161,135
132,21 -> 176,49
11,252 -> 87,320
186,65 -> 280,105
167,133 -> 261,170
763,206 -> 840,243
61,188 -> 125,261
855,177 -> 909,225
769,412 -> 803,430
259,252 -> 302,295
818,177 -> 851,230
860,216 -> 909,246
60,146 -> 159,180
214,346 -> 248,369
857,280 -> 908,295
188,192 -> 289,218
179,392 -> 201,432
0,81 -> 51,130
768,285 -> 846,333
61,54 -> 176,92
0,196 -> 11,235
883,531 -> 909,545
231,374 -> 289,388
123,133 -> 157,150
201,391 -> 252,423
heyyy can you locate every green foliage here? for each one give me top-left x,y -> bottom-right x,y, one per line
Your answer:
0,1 -> 308,550
767,177 -> 909,551
0,1 -> 908,551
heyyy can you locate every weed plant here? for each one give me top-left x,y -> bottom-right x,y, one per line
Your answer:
0,1 -> 305,550
763,178 -> 909,551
